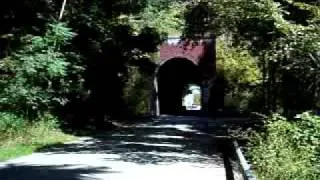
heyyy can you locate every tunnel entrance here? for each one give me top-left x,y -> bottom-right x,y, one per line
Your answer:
157,58 -> 201,114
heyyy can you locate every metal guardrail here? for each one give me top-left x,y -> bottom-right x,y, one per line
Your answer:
232,140 -> 257,180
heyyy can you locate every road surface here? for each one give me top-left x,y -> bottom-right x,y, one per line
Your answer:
0,115 -> 228,180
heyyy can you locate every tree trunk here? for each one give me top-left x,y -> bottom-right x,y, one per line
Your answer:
59,0 -> 67,20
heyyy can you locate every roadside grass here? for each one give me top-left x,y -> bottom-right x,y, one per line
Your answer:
247,112 -> 320,180
0,112 -> 76,161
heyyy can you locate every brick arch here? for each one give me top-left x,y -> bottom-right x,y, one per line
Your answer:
152,36 -> 222,115
159,37 -> 206,65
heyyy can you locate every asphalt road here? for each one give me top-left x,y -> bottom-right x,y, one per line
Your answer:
0,115 -> 227,180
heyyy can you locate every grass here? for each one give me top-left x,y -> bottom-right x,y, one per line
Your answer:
0,112 -> 77,161
0,145 -> 35,161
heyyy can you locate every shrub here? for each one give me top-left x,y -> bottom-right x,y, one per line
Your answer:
0,112 -> 26,139
248,112 -> 320,180
0,112 -> 61,142
0,22 -> 83,117
216,39 -> 262,112
123,65 -> 153,115
134,2 -> 186,35
0,112 -> 74,160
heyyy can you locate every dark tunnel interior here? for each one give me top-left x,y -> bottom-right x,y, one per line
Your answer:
157,58 -> 201,114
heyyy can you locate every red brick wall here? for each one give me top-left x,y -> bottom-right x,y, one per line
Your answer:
159,41 -> 206,65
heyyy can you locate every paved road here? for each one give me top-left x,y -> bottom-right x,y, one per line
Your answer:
0,115 -> 228,180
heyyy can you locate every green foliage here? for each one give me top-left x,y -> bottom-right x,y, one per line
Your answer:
0,23 -> 83,116
1,0 -> 319,120
133,1 -> 186,35
217,40 -> 261,85
248,112 -> 320,180
123,66 -> 154,115
216,39 -> 262,111
276,26 -> 320,105
0,112 -> 26,138
184,0 -> 320,112
0,112 -> 75,161
294,112 -> 320,152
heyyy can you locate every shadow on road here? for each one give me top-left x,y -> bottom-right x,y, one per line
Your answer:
0,115 -> 238,180
37,115 -> 226,166
0,164 -> 118,180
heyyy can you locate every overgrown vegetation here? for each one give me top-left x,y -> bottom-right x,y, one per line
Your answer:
184,0 -> 320,113
216,40 -> 262,112
0,23 -> 82,117
248,112 -> 320,179
0,1 -> 320,175
0,112 -> 75,161
183,1 -> 320,178
123,65 -> 154,115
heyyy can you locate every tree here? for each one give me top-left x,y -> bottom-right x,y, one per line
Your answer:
183,0 -> 320,113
